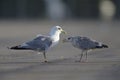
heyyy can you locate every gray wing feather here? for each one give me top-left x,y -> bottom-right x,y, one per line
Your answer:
73,36 -> 99,50
21,35 -> 52,51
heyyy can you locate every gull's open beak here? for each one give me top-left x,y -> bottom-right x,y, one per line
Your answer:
61,29 -> 67,34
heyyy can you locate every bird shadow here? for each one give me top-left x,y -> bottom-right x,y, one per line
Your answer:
0,57 -> 74,76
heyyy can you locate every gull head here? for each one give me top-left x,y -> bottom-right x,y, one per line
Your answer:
49,26 -> 66,37
49,26 -> 66,47
63,37 -> 73,43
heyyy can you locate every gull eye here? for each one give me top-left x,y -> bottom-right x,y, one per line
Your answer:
68,37 -> 71,40
58,28 -> 61,30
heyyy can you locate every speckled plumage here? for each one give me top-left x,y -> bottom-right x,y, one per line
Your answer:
63,36 -> 108,62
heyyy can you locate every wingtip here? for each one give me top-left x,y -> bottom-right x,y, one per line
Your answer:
96,44 -> 108,49
103,45 -> 108,48
8,46 -> 19,50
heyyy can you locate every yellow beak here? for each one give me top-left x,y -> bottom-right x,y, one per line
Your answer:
61,30 -> 67,34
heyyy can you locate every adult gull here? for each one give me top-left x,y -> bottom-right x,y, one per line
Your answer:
63,36 -> 108,62
9,26 -> 66,62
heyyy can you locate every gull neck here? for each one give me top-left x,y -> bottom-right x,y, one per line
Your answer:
49,31 -> 60,42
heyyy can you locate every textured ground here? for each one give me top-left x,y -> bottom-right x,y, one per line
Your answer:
0,20 -> 120,80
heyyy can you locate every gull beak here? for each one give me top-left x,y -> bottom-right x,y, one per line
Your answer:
61,29 -> 67,34
62,38 -> 67,43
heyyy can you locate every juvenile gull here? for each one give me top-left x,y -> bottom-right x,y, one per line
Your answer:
9,26 -> 66,62
63,36 -> 108,62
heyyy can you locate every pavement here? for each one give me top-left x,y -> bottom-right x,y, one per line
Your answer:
0,20 -> 120,80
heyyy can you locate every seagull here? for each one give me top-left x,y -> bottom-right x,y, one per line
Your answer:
63,36 -> 108,62
9,26 -> 66,62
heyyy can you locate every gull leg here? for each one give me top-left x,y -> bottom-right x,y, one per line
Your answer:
43,51 -> 47,62
85,50 -> 88,61
76,50 -> 84,62
79,50 -> 84,62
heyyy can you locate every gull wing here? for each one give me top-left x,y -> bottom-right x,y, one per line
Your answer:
73,36 -> 99,50
21,35 -> 52,51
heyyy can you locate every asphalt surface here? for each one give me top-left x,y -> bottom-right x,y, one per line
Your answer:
0,20 -> 120,80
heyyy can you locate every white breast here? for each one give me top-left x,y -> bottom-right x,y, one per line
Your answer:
50,40 -> 59,48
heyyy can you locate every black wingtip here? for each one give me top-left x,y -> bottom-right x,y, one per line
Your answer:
8,46 -> 21,50
96,44 -> 108,49
102,44 -> 108,48
8,45 -> 30,50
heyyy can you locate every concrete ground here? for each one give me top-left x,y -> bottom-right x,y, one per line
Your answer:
0,20 -> 120,80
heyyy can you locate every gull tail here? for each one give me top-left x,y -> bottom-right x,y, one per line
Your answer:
96,44 -> 108,49
8,45 -> 29,50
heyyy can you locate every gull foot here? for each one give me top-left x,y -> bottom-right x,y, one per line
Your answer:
75,60 -> 81,62
75,60 -> 86,63
44,60 -> 48,63
43,59 -> 49,63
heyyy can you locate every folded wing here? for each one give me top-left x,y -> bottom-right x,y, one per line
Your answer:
73,36 -> 108,50
10,35 -> 52,51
